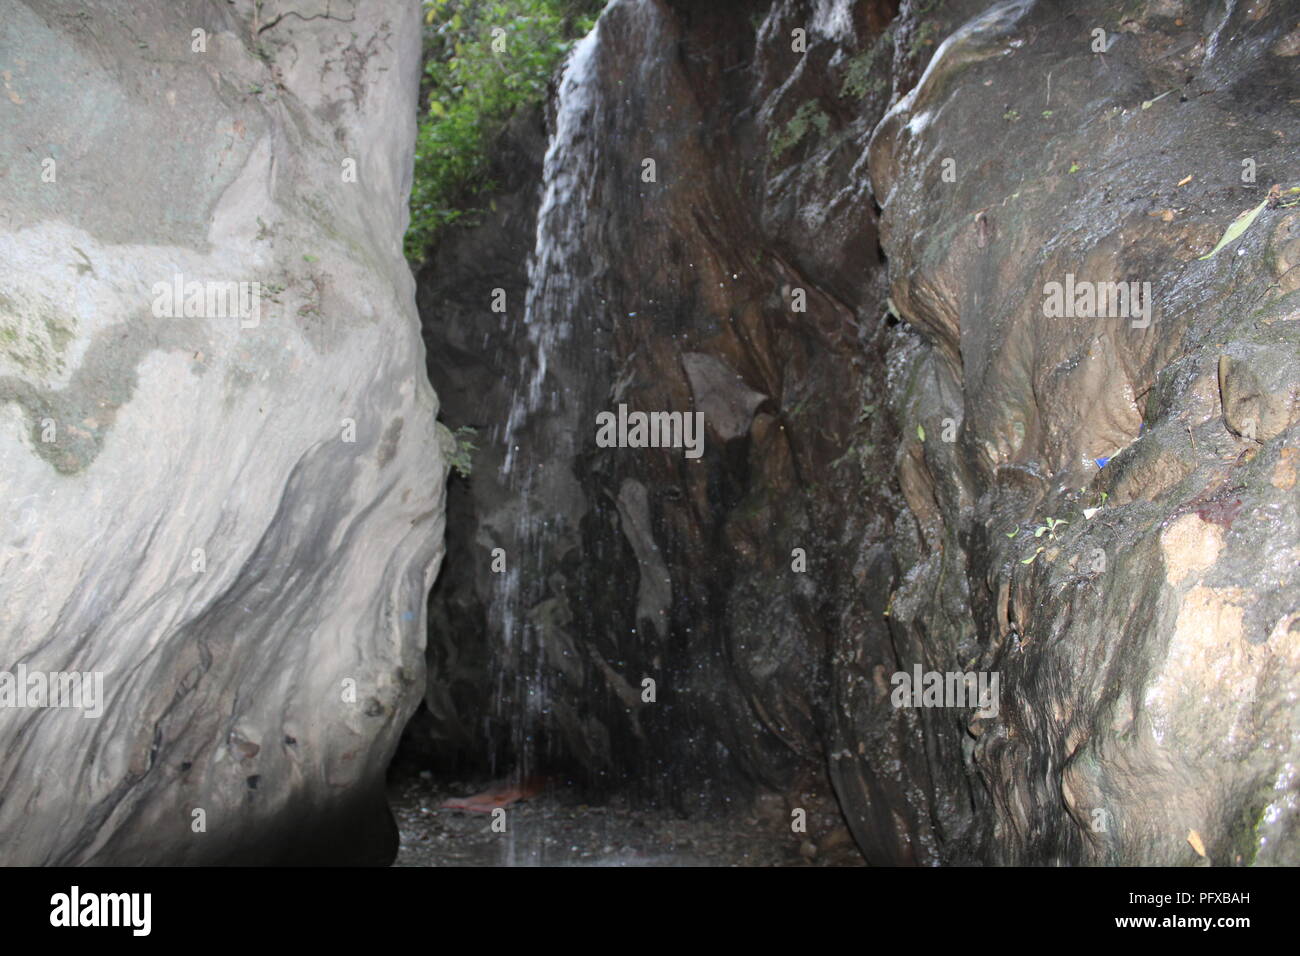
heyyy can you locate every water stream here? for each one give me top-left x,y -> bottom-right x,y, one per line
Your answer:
488,11 -> 609,787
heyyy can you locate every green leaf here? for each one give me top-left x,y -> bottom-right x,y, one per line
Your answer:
1020,554 -> 1038,564
917,424 -> 926,441
1005,529 -> 1018,538
1034,526 -> 1048,537
1198,199 -> 1268,260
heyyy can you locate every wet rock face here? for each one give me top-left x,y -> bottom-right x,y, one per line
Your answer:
420,0 -> 901,808
0,0 -> 442,863
414,106 -> 548,769
870,0 -> 1300,865
421,0 -> 1298,863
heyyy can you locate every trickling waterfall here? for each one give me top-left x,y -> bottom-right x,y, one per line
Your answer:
501,20 -> 602,475
489,11 -> 609,783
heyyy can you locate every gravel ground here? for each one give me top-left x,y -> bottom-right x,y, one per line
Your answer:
390,775 -> 865,867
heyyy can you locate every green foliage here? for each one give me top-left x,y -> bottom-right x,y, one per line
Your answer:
405,0 -> 603,262
448,425 -> 479,478
770,100 -> 830,159
840,32 -> 890,100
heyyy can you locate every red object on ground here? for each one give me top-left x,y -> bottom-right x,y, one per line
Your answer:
438,776 -> 546,813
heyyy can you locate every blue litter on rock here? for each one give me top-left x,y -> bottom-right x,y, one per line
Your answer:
1095,456 -> 1110,469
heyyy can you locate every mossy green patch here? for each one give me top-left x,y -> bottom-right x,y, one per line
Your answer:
0,291 -> 78,380
770,101 -> 831,159
840,32 -> 891,100
1,314 -> 203,475
1226,796 -> 1268,866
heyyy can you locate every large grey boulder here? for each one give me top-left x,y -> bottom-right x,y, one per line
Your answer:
0,0 -> 443,864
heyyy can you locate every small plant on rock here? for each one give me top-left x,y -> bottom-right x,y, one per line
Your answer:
769,101 -> 831,159
448,425 -> 478,479
1008,515 -> 1068,564
1034,516 -> 1067,540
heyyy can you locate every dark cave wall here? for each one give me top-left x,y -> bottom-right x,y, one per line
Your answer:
418,0 -> 908,823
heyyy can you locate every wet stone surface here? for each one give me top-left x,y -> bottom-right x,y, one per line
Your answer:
390,775 -> 864,867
